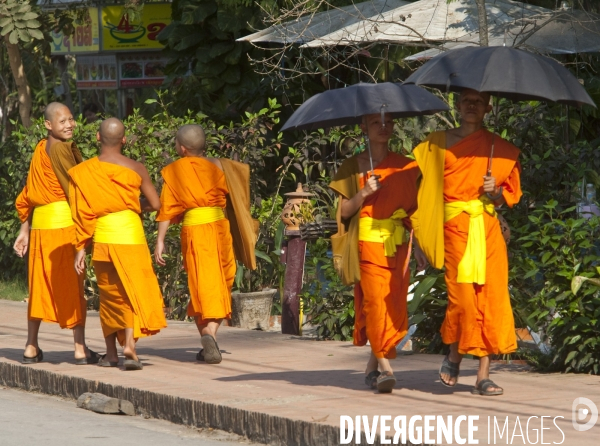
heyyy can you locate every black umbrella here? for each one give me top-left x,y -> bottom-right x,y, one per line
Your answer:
281,83 -> 449,171
282,82 -> 449,131
403,46 -> 596,108
404,46 -> 596,174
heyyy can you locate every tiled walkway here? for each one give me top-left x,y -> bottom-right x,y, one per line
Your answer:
0,300 -> 598,445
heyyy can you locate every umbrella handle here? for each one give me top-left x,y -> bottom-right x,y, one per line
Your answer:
487,133 -> 495,177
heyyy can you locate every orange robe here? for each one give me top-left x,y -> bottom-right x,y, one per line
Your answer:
331,153 -> 419,359
441,129 -> 522,356
156,157 -> 235,323
15,139 -> 85,329
68,158 -> 167,344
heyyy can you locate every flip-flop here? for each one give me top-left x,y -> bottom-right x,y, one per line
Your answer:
376,372 -> 396,394
75,349 -> 101,365
439,354 -> 460,387
196,349 -> 205,362
365,370 -> 381,389
22,348 -> 43,364
124,358 -> 143,371
98,354 -> 118,368
471,379 -> 503,396
200,334 -> 222,364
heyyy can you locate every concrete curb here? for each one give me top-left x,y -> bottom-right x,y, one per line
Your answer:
0,362 -> 348,446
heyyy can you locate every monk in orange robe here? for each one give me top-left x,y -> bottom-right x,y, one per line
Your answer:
69,118 -> 167,370
13,102 -> 98,365
154,124 -> 238,365
412,89 -> 522,396
330,113 -> 426,393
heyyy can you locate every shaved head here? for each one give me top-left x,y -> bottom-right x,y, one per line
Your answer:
99,118 -> 125,147
458,89 -> 491,105
44,102 -> 70,122
176,124 -> 206,153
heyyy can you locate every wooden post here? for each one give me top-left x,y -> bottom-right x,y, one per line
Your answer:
281,231 -> 306,335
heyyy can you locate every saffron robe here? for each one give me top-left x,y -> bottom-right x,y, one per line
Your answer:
156,157 -> 236,323
413,129 -> 522,357
68,158 -> 167,344
15,139 -> 85,328
330,153 -> 419,359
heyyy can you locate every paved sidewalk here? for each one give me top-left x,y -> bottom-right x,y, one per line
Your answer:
0,299 -> 598,445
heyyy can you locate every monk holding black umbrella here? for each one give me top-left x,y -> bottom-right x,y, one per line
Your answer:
411,89 -> 522,396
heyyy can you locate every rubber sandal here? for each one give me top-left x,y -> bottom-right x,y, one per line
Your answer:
22,349 -> 43,364
365,370 -> 381,389
376,372 -> 396,394
200,334 -> 222,364
124,358 -> 143,371
75,349 -> 101,365
98,355 -> 118,368
471,379 -> 503,396
196,349 -> 205,362
439,354 -> 460,387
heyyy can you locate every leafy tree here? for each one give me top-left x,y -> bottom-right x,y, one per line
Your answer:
158,0 -> 280,118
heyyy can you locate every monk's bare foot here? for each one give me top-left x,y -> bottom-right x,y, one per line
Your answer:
123,346 -> 138,362
440,352 -> 462,387
24,344 -> 40,358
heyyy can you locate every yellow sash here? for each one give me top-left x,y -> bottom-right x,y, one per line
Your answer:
182,207 -> 225,227
94,210 -> 146,245
444,196 -> 496,285
31,201 -> 74,230
358,208 -> 408,257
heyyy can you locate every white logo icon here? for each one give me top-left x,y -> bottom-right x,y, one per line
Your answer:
572,397 -> 598,432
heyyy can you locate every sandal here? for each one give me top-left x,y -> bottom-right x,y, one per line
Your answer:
200,334 -> 222,364
196,349 -> 205,362
471,379 -> 503,396
124,358 -> 143,371
365,370 -> 381,389
98,354 -> 118,368
75,349 -> 101,365
22,348 -> 43,364
376,371 -> 396,394
439,354 -> 460,387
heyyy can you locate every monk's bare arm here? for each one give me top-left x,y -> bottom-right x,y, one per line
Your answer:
154,220 -> 170,266
340,175 -> 381,220
136,164 -> 161,211
13,218 -> 31,257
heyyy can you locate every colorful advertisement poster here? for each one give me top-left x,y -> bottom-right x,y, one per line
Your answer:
51,8 -> 100,54
76,55 -> 118,89
119,54 -> 167,88
102,3 -> 171,51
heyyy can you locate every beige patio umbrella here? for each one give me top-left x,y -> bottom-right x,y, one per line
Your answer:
405,8 -> 600,60
301,0 -> 549,48
237,0 -> 409,45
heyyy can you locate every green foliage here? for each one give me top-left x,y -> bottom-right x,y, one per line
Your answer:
301,238 -> 354,340
407,269 -> 448,353
0,0 -> 43,44
509,201 -> 600,374
157,0 -> 279,117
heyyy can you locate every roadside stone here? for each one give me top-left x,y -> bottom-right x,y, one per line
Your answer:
77,392 -> 135,416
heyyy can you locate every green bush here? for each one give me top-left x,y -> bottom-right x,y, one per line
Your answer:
510,200 -> 600,373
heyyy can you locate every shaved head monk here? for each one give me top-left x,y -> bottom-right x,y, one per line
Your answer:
14,102 -> 98,365
329,113 -> 427,393
412,89 -> 522,396
155,124 -> 256,364
68,118 -> 167,370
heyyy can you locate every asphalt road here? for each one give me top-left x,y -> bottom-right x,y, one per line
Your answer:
0,386 -> 259,446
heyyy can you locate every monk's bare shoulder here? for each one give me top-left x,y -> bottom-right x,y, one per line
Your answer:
206,157 -> 223,172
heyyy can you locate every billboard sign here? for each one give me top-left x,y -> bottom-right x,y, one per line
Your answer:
102,3 -> 171,51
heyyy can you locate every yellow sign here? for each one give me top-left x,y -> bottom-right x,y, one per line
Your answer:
102,3 -> 171,51
51,8 -> 100,54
